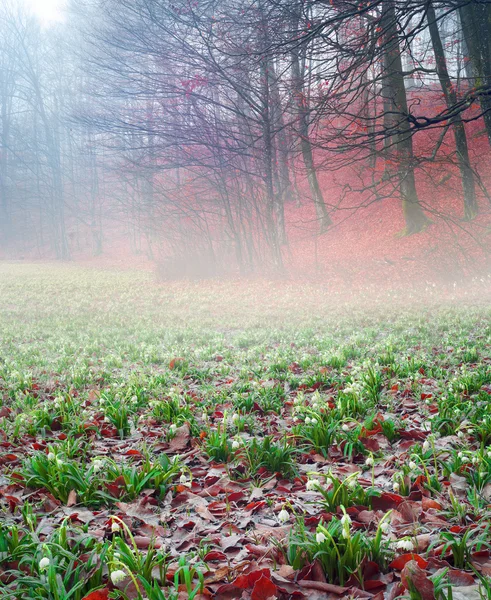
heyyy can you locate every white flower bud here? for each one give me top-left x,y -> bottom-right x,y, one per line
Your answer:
39,557 -> 50,570
110,569 -> 127,584
316,531 -> 326,544
278,508 -> 290,523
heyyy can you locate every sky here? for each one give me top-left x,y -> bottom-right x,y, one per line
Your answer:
25,0 -> 65,23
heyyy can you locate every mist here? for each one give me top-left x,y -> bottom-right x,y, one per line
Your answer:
0,0 -> 490,289
1,2 -> 491,597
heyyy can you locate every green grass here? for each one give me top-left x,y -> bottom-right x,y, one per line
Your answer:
0,263 -> 491,599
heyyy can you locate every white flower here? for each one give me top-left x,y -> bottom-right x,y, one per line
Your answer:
316,531 -> 327,544
179,473 -> 188,485
457,431 -> 464,439
487,450 -> 491,458
340,513 -> 351,527
380,521 -> 390,534
169,424 -> 177,434
111,522 -> 121,533
310,418 -> 318,426
39,557 -> 50,570
305,417 -> 311,425
278,509 -> 290,524
409,461 -> 417,470
47,452 -> 55,461
395,539 -> 414,551
92,459 -> 103,472
56,459 -> 64,468
201,412 -> 208,422
365,456 -> 374,467
342,528 -> 350,539
231,413 -> 239,423
306,479 -> 317,491
458,452 -> 463,459
472,457 -> 479,465
422,440 -> 430,452
232,440 -> 240,450
110,569 -> 127,585
393,482 -> 400,492
342,424 -> 349,432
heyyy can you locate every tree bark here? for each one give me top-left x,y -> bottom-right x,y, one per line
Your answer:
382,0 -> 430,234
427,1 -> 477,220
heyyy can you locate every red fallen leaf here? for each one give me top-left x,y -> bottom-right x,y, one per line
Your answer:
245,501 -> 266,513
169,357 -> 185,369
81,589 -> 110,600
445,569 -> 475,586
204,550 -> 227,561
125,449 -> 142,457
251,575 -> 277,600
105,475 -> 126,498
134,536 -> 162,549
0,453 -> 19,465
421,393 -> 433,400
234,568 -> 271,589
169,423 -> 190,452
372,492 -> 404,510
226,491 -> 244,502
389,554 -> 429,570
422,497 -> 442,510
401,560 -> 434,600
0,407 -> 11,418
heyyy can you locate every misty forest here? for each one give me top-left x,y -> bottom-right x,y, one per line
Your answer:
1,0 -> 491,599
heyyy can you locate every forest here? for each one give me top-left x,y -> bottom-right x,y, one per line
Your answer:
1,0 -> 491,280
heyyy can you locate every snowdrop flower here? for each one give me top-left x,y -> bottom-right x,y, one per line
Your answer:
47,452 -> 55,461
408,461 -> 417,470
395,539 -> 414,551
201,412 -> 208,422
92,459 -> 103,472
312,403 -> 320,411
487,450 -> 491,459
342,528 -> 350,539
365,456 -> 374,467
422,440 -> 430,452
472,456 -> 479,465
457,431 -> 464,439
380,521 -> 390,534
231,413 -> 239,424
278,508 -> 290,524
310,418 -> 318,426
340,513 -> 351,527
111,522 -> 121,533
306,479 -> 317,491
169,423 -> 177,434
56,458 -> 64,468
39,557 -> 50,571
393,482 -> 400,492
316,531 -> 326,544
458,452 -> 463,459
179,473 -> 188,485
110,569 -> 127,585
232,440 -> 240,450
342,424 -> 349,432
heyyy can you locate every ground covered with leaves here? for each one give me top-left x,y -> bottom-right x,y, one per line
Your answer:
1,264 -> 491,600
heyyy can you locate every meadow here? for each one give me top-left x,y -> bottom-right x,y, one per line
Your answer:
0,263 -> 491,599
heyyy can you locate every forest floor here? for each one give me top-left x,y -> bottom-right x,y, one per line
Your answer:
1,263 -> 491,599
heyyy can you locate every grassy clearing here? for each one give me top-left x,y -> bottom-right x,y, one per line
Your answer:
0,263 -> 491,599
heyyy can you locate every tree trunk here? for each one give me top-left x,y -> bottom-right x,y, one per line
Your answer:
427,1 -> 477,220
291,4 -> 331,234
459,2 -> 491,146
382,0 -> 430,234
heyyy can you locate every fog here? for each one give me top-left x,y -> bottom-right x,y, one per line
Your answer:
1,0 -> 490,288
